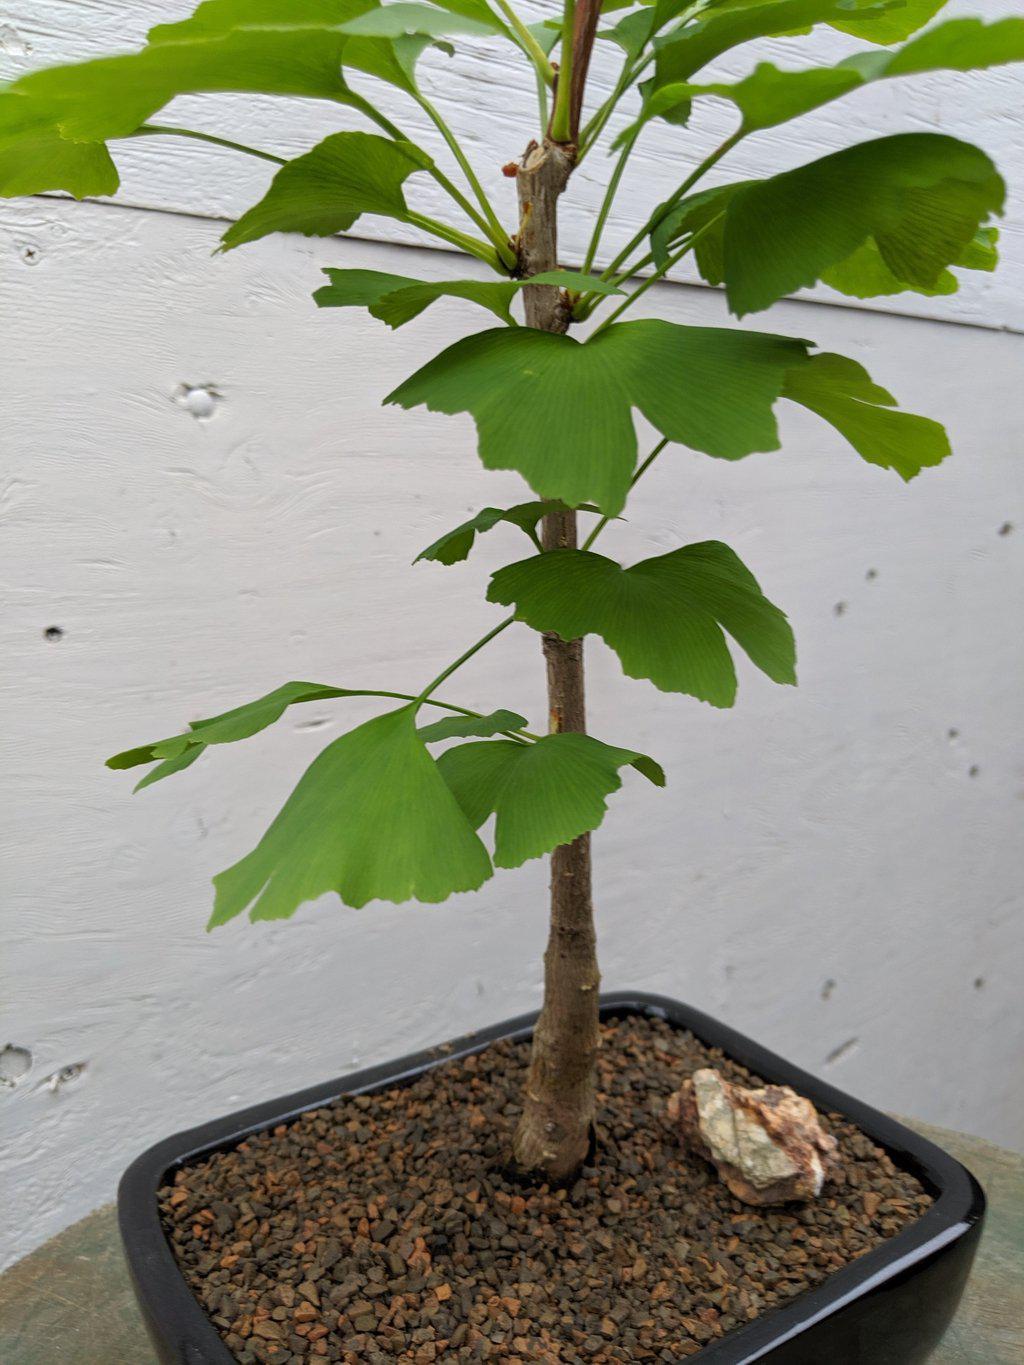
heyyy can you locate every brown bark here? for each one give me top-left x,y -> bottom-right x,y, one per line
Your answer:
511,138 -> 601,1184
568,0 -> 603,144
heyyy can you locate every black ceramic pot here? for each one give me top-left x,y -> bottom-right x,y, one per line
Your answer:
118,992 -> 984,1364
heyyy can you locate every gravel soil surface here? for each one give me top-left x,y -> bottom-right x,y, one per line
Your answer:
160,1015 -> 932,1363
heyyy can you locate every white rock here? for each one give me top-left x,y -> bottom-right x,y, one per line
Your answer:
669,1068 -> 839,1205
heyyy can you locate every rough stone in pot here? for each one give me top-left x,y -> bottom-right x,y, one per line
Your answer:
669,1067 -> 840,1205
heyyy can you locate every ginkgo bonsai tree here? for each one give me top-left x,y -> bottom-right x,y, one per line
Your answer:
4,0 -> 1021,1185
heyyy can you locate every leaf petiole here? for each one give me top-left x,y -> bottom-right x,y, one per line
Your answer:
132,123 -> 286,165
412,92 -> 517,269
492,0 -> 557,87
549,0 -> 577,142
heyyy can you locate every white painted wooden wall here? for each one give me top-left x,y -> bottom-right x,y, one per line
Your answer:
2,0 -> 1023,1270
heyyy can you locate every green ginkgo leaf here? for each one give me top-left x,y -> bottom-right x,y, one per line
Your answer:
11,19 -> 422,146
209,706 -> 492,924
488,543 -> 796,707
133,745 -> 207,793
783,353 -> 950,481
649,182 -> 744,274
418,709 -> 529,742
221,133 -> 432,250
340,3 -> 496,38
2,1 -> 430,200
624,65 -> 861,141
821,228 -> 998,299
652,0 -> 902,91
627,17 -> 1024,141
147,0 -> 376,42
148,0 -> 433,92
437,732 -> 665,868
107,681 -> 370,778
386,322 -> 810,515
526,270 -> 624,296
0,124 -> 118,198
654,184 -> 999,305
830,0 -> 949,44
314,268 -> 622,329
431,0 -> 511,32
315,268 -> 520,327
875,15 -> 1024,75
414,501 -> 563,564
600,9 -> 657,63
722,135 -> 1003,316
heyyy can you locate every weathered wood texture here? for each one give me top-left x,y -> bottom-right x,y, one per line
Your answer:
0,1120 -> 1019,1363
0,0 -> 1022,330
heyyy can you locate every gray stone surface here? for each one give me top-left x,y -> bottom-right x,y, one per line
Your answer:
0,1120 -> 1019,1363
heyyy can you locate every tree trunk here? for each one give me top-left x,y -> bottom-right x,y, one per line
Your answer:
511,138 -> 601,1183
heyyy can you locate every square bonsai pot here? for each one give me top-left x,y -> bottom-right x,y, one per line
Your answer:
118,992 -> 984,1364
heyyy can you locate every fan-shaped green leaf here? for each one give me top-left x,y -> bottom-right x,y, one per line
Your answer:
147,0 -> 375,42
432,0 -> 510,31
388,329 -> 635,515
314,269 -> 621,329
783,353 -> 950,480
437,732 -> 665,868
821,227 -> 997,299
147,0 -> 436,90
488,543 -> 795,707
107,681 -> 369,774
133,744 -> 206,793
956,225 -> 999,273
626,65 -> 860,141
527,270 -> 624,296
315,268 -> 519,327
11,31 -> 421,147
313,267 -> 418,309
629,17 -> 1024,141
652,0 -> 900,91
414,501 -> 566,564
722,134 -> 1003,316
654,180 -> 999,305
209,706 -> 492,924
876,15 -> 1024,75
600,9 -> 657,62
418,709 -> 529,742
340,3 -> 495,37
0,125 -> 118,198
649,182 -> 744,273
221,133 -> 432,250
386,322 -> 810,516
830,0 -> 948,44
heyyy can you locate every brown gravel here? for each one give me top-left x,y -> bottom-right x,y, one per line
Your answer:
160,1016 -> 932,1363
